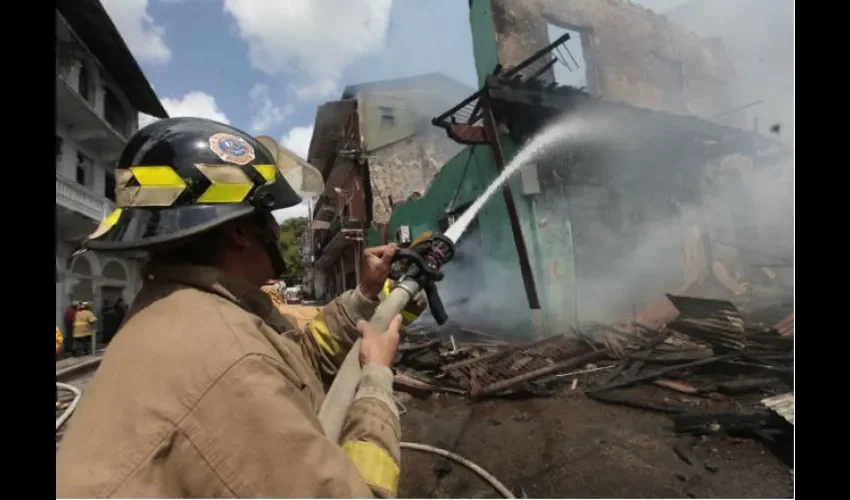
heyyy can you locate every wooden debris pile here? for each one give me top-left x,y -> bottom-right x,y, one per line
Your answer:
392,324 -> 613,399
584,295 -> 793,440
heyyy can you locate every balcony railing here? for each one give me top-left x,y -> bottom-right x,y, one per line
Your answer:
314,216 -> 363,264
56,173 -> 113,222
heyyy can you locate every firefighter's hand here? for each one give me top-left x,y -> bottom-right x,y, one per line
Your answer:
359,244 -> 398,299
358,315 -> 402,368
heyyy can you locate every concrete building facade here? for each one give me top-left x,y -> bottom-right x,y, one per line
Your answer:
302,74 -> 470,300
387,0 -> 791,338
55,0 -> 168,332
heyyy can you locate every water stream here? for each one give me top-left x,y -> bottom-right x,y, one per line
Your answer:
443,115 -> 603,243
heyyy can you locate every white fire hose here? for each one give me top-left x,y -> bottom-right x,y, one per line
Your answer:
56,382 -> 83,432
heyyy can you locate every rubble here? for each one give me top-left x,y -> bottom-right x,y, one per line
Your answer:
395,292 -> 793,451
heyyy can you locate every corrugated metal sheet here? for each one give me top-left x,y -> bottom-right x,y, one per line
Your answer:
666,295 -> 746,350
773,312 -> 794,337
761,392 -> 794,425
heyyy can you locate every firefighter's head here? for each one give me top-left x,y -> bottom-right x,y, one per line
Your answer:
81,117 -> 302,286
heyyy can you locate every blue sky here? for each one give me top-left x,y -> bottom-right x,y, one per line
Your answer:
102,0 -> 691,218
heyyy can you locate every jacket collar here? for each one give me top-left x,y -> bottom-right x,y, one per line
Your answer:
142,263 -> 291,332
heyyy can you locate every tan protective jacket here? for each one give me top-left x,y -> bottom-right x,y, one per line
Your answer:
55,264 -> 401,498
72,309 -> 97,338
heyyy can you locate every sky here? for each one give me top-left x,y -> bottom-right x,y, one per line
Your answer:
101,0 -> 694,220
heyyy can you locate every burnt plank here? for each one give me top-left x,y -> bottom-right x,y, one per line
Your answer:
717,377 -> 781,395
672,410 -> 774,435
588,390 -> 687,414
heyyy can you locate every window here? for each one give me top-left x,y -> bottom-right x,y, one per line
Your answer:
104,87 -> 127,136
546,22 -> 589,90
56,136 -> 63,163
104,171 -> 116,202
76,153 -> 90,186
649,52 -> 685,111
78,65 -> 91,103
379,106 -> 395,127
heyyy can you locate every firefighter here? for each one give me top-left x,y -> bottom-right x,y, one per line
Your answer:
71,302 -> 97,356
56,326 -> 68,411
55,118 -> 404,498
261,279 -> 286,308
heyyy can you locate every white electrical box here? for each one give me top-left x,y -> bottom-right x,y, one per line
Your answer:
520,163 -> 541,195
398,225 -> 411,244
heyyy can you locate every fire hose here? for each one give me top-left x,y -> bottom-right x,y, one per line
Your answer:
56,233 -> 514,497
56,382 -> 83,432
316,233 -> 515,498
317,232 -> 456,441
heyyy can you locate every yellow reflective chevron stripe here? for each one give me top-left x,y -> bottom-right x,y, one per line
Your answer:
196,164 -> 254,203
119,166 -> 188,206
341,441 -> 400,496
309,313 -> 343,363
402,310 -> 418,324
87,208 -> 123,240
253,164 -> 277,183
112,164 -> 280,207
129,166 -> 186,187
380,279 -> 392,299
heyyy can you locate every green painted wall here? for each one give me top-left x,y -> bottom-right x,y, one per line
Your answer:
388,138 -> 552,338
384,0 -> 581,338
470,0 -> 500,86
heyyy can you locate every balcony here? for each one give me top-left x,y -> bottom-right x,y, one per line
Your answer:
56,75 -> 127,162
314,216 -> 363,269
56,173 -> 113,223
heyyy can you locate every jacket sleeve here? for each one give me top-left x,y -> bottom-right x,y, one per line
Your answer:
296,288 -> 380,386
182,354 -> 401,498
56,326 -> 63,353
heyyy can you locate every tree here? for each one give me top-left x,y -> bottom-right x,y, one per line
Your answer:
278,217 -> 308,280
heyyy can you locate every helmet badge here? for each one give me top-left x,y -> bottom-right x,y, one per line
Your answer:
209,133 -> 256,165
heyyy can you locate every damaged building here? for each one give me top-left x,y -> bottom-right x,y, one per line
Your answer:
303,73 -> 471,299
387,0 -> 792,337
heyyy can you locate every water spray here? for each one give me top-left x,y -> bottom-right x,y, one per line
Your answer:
319,112 -> 605,441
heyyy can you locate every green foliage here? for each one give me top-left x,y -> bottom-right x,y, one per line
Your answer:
278,217 -> 308,278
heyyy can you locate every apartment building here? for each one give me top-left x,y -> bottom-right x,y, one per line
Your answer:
55,0 -> 168,330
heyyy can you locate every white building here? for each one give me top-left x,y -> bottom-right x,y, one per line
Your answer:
55,0 -> 168,330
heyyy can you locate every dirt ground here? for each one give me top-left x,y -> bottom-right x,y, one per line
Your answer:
397,391 -> 793,499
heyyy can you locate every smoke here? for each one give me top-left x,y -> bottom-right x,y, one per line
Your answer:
414,98 -> 792,336
661,0 -> 795,141
408,0 -> 794,336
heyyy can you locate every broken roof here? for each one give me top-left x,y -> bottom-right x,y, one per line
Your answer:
430,31 -> 790,162
341,72 -> 473,101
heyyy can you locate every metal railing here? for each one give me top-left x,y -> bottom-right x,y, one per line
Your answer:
56,173 -> 113,222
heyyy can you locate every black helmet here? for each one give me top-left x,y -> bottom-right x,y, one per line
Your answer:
83,117 -> 302,274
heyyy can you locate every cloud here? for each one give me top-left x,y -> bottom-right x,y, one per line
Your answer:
292,79 -> 339,102
223,0 -> 392,101
101,0 -> 171,65
280,125 -> 315,160
273,200 -> 310,223
249,83 -> 293,132
139,91 -> 229,128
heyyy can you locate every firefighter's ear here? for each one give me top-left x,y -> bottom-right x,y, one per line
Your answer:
223,222 -> 253,250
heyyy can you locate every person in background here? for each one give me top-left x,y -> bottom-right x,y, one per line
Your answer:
112,297 -> 127,332
63,301 -> 78,344
56,326 -> 68,410
72,302 -> 97,356
261,279 -> 287,308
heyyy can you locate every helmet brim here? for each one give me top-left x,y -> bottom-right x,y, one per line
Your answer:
84,204 -> 256,252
